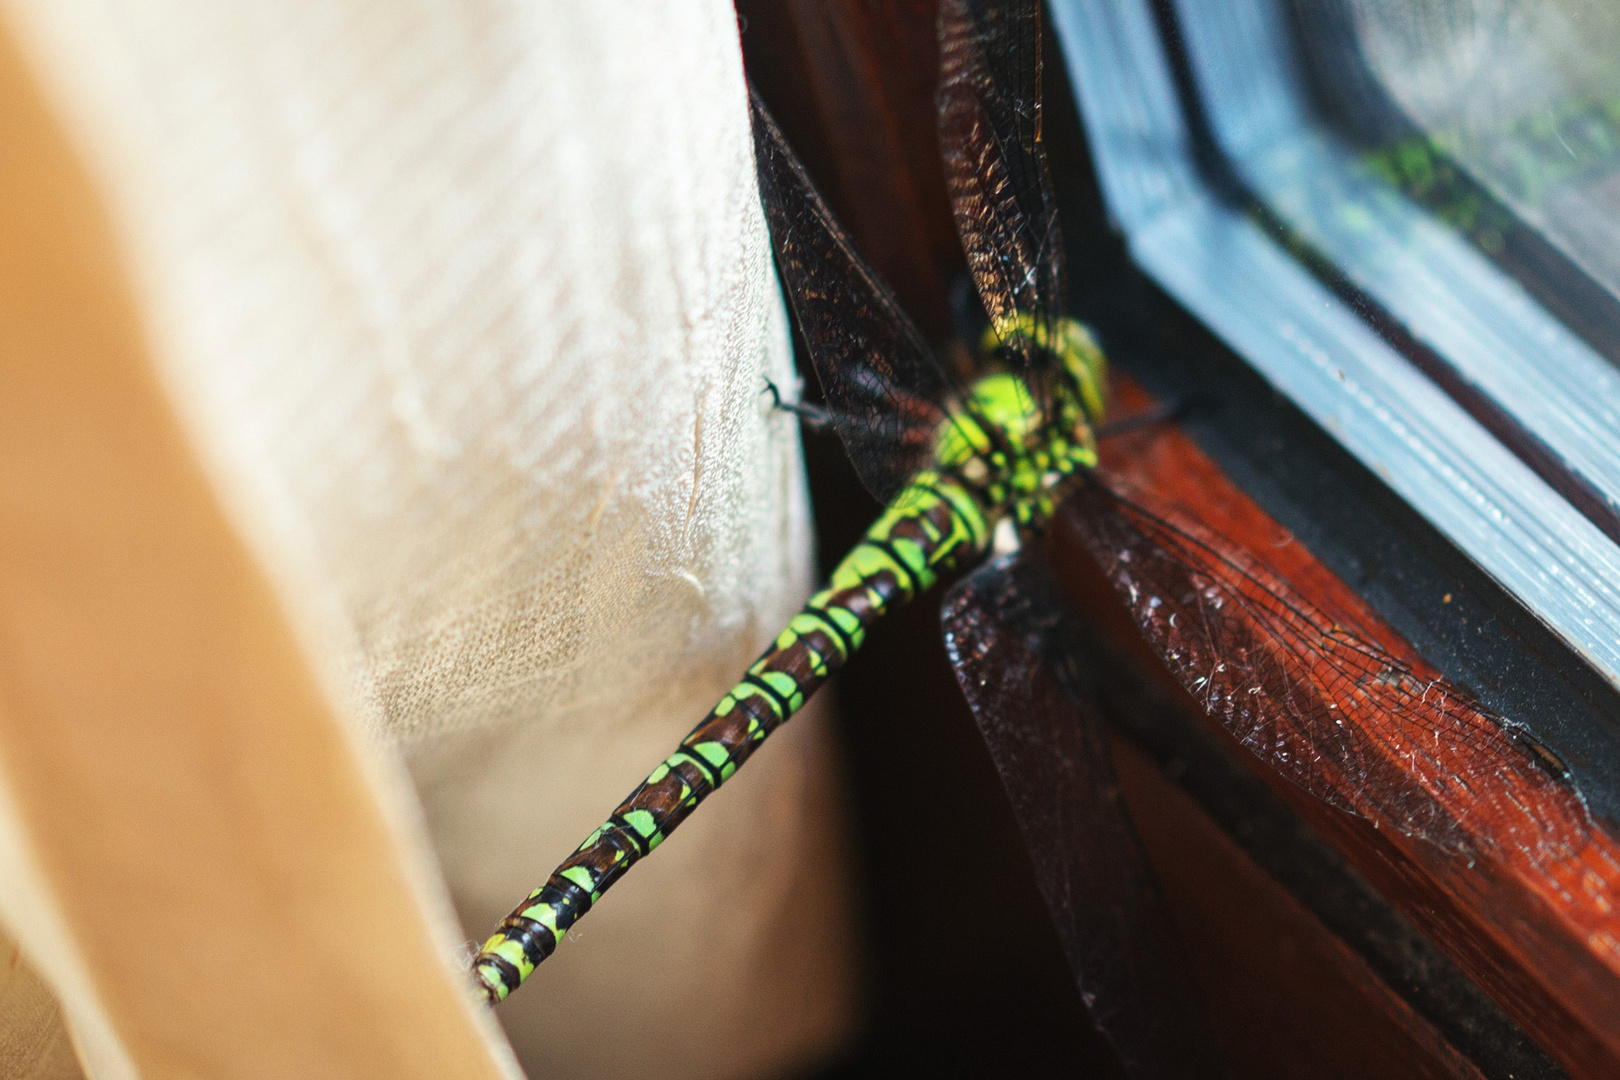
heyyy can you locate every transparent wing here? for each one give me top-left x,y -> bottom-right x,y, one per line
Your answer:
1062,474 -> 1590,863
937,0 -> 1067,379
942,551 -> 1221,1079
751,86 -> 960,504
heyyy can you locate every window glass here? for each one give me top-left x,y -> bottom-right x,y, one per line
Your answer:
1340,0 -> 1620,298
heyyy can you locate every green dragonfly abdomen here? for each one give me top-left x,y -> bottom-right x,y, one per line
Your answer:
471,466 -> 993,1004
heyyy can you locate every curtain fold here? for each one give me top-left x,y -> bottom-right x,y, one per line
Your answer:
0,1 -> 855,1075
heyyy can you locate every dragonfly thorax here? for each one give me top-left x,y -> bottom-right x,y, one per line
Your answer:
936,362 -> 1099,533
978,314 -> 1109,427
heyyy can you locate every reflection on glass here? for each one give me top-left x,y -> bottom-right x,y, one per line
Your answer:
1340,0 -> 1620,296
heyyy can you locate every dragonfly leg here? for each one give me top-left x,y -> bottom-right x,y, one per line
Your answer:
1095,395 -> 1192,440
762,377 -> 835,433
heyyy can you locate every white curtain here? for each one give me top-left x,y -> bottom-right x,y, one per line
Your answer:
0,1 -> 855,1075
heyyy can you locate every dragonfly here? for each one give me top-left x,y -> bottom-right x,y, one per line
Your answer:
472,0 -> 1589,1072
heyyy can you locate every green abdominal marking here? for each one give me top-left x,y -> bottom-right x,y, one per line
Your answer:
472,326 -> 1104,1005
472,76 -> 1119,1003
471,467 -> 993,1004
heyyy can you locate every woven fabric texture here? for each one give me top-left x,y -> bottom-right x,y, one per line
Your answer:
0,0 -> 855,1075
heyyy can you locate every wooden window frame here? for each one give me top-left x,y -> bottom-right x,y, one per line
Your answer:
742,3 -> 1620,1076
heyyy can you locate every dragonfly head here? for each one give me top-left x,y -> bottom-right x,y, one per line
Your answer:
977,315 -> 1108,433
937,316 -> 1110,531
1054,319 -> 1108,429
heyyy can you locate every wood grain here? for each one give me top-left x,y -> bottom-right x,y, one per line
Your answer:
1050,379 -> 1620,1078
1114,737 -> 1489,1080
742,0 -> 962,341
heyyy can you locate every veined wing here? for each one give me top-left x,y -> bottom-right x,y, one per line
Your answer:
937,0 -> 1067,378
751,86 -> 960,505
943,551 -> 1221,1079
1062,474 -> 1590,863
